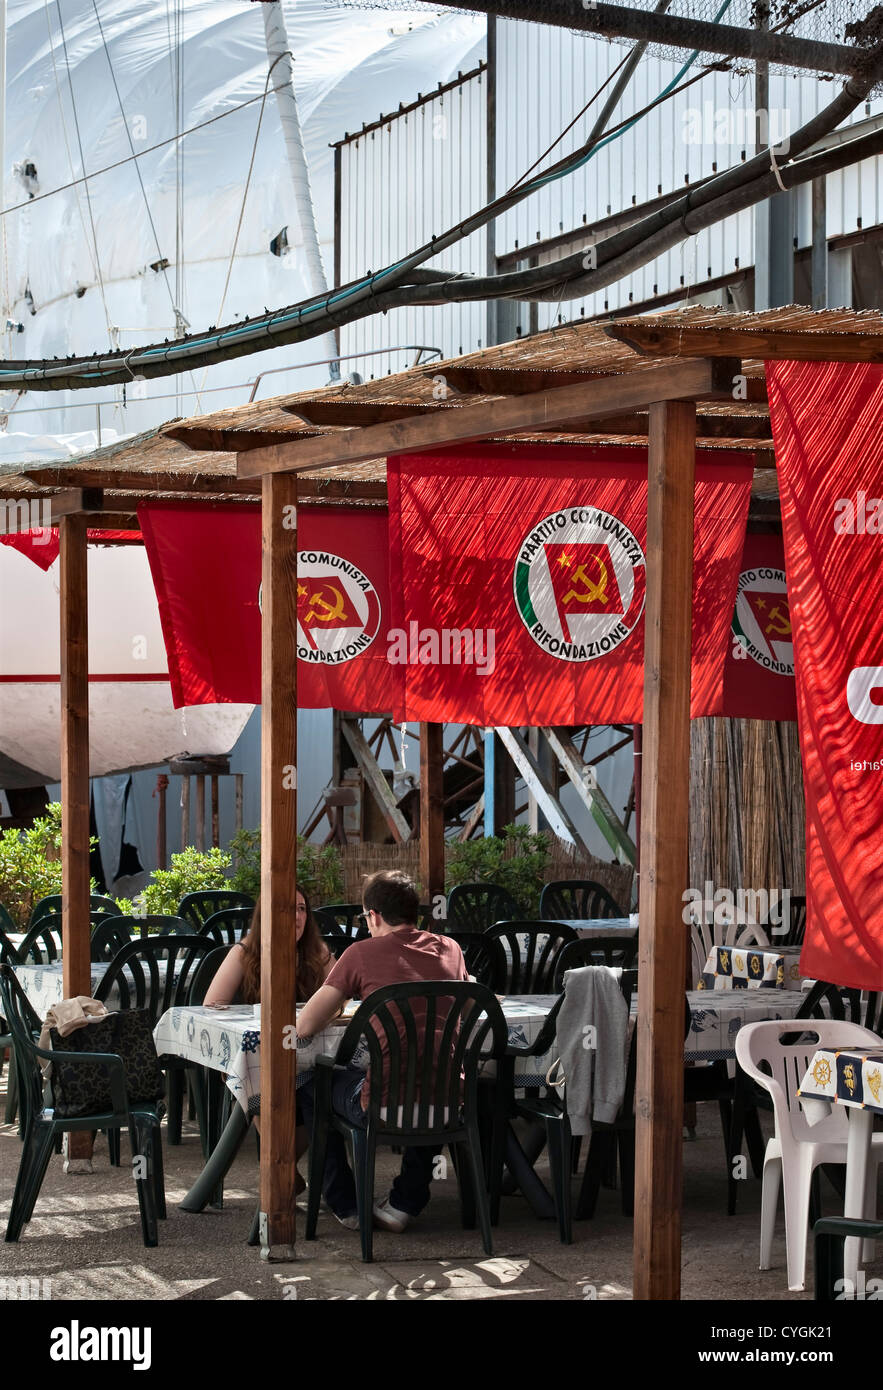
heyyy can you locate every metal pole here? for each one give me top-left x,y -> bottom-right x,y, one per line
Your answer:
261,0 -> 339,381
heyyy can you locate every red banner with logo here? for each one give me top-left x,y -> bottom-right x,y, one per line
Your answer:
387,443 -> 753,725
138,504 -> 398,712
769,360 -> 883,989
721,530 -> 797,720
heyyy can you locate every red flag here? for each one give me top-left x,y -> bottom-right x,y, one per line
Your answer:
138,504 -> 398,713
721,530 -> 797,720
769,360 -> 883,990
387,443 -> 752,725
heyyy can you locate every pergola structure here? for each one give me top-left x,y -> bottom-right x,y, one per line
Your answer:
4,304 -> 883,1295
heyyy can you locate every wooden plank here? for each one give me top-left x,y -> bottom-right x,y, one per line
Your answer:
236,359 -> 740,477
16,469 -> 388,503
459,794 -> 485,842
52,488 -> 104,517
59,514 -> 91,1003
259,469 -> 299,1256
340,718 -> 412,844
543,726 -> 637,867
283,401 -> 442,426
211,775 -> 220,849
606,319 -> 883,363
493,727 -> 592,856
634,399 -> 696,1302
195,775 -> 206,852
164,425 -> 320,452
419,723 -> 445,903
181,775 -> 190,850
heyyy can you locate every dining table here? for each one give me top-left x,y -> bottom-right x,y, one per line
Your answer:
157,985 -> 805,1217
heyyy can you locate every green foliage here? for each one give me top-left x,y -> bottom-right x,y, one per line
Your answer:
296,837 -> 344,905
131,845 -> 233,917
229,828 -> 261,900
0,803 -> 98,928
228,827 -> 344,906
446,823 -> 550,917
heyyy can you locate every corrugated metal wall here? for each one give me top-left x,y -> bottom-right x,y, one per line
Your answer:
339,21 -> 883,353
338,71 -> 488,376
495,18 -> 883,330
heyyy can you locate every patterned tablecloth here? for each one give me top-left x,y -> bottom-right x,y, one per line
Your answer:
153,997 -> 557,1116
559,918 -> 637,940
154,988 -> 804,1116
798,1046 -> 883,1122
14,962 -> 106,1019
700,943 -> 804,992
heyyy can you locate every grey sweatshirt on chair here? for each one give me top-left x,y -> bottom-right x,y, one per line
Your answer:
556,966 -> 629,1136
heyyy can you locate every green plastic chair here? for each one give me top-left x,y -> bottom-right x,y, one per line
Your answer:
177,891 -> 254,929
30,894 -> 121,926
446,883 -> 524,933
199,907 -> 254,946
0,963 -> 165,1246
539,879 -> 626,921
486,922 -> 578,993
95,936 -> 216,1146
138,915 -> 196,937
305,980 -> 511,1262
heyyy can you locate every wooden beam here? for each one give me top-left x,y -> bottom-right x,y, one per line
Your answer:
543,726 -> 637,867
419,723 -> 445,904
280,403 -> 767,439
164,425 -> 320,452
15,469 -> 387,504
52,487 -> 104,516
259,470 -> 299,1257
283,401 -> 442,426
340,718 -> 412,844
606,318 -> 883,363
59,515 -> 91,1001
237,358 -> 740,477
493,727 -> 592,856
634,399 -> 696,1302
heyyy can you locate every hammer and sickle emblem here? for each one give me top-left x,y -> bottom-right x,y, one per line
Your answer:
565,558 -> 609,607
305,585 -> 347,625
764,603 -> 791,640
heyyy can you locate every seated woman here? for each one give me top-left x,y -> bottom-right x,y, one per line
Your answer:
204,886 -> 332,1192
204,887 -> 331,1007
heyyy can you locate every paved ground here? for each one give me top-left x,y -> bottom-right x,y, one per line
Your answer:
0,1071 -> 877,1303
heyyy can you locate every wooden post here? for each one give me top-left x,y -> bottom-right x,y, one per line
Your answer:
211,775 -> 220,848
259,470 -> 298,1256
195,775 -> 206,850
60,514 -> 92,1166
235,773 -> 244,834
156,774 -> 168,871
419,723 -> 445,906
59,514 -> 90,1001
181,775 -> 190,851
634,399 -> 696,1302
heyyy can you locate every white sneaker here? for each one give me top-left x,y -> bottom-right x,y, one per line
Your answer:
333,1211 -> 360,1231
373,1197 -> 411,1233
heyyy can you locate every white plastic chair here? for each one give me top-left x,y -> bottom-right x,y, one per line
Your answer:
735,1019 -> 883,1291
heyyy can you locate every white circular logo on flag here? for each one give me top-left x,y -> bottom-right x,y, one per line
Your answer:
259,551 -> 382,665
513,507 -> 646,661
731,568 -> 794,676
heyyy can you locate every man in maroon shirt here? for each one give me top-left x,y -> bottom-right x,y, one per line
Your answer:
297,870 -> 468,1232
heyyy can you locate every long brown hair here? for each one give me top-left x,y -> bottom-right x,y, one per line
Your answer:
239,888 -> 329,1004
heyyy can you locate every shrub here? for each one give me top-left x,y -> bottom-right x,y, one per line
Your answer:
228,828 -> 343,906
446,823 -> 550,917
115,845 -> 233,917
0,803 -> 97,927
